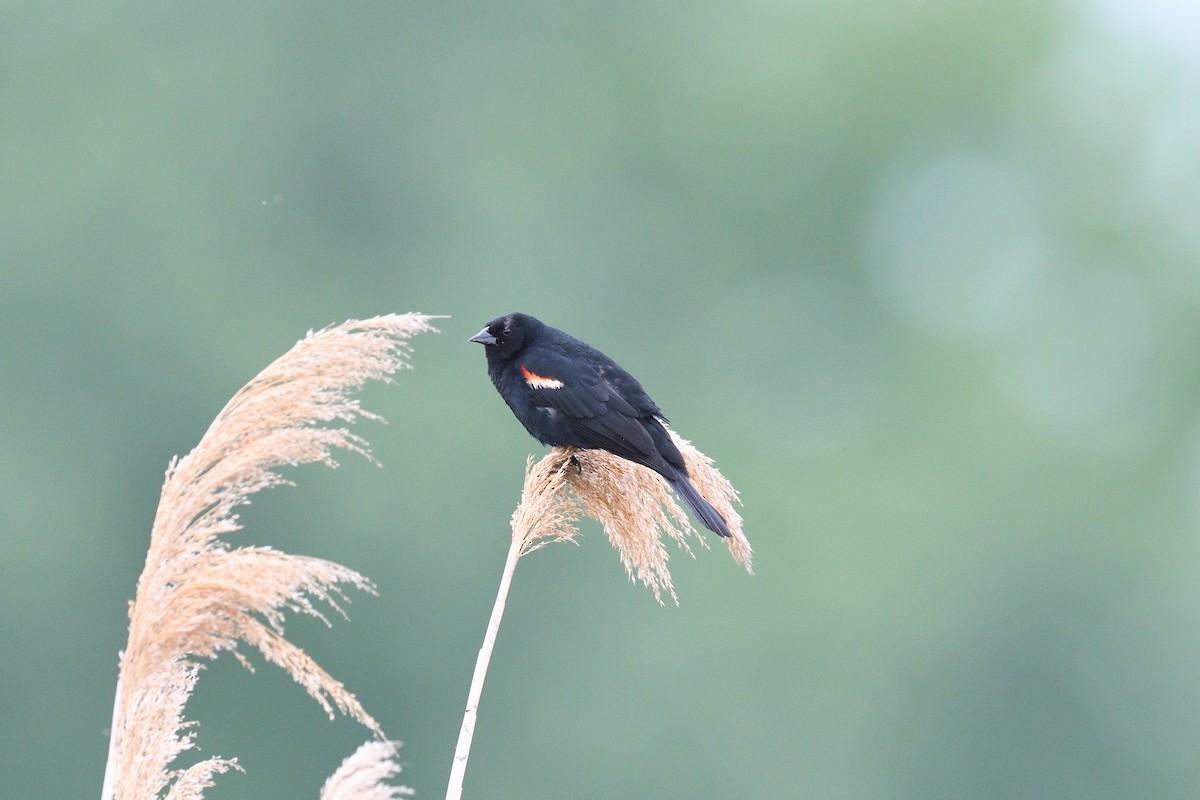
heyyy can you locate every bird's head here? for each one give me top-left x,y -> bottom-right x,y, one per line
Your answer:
469,313 -> 542,360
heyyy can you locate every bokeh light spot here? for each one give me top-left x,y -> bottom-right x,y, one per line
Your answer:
1083,0 -> 1200,55
995,268 -> 1154,443
865,152 -> 1048,341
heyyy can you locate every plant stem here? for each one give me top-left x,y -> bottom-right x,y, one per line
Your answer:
100,673 -> 122,800
445,533 -> 524,800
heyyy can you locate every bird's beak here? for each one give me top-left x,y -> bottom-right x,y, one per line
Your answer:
469,327 -> 497,345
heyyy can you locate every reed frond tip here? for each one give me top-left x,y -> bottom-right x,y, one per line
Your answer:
103,313 -> 437,800
321,741 -> 413,800
668,429 -> 753,573
511,433 -> 751,604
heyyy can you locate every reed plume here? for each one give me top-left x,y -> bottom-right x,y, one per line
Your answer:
320,742 -> 413,800
562,429 -> 752,603
101,313 -> 438,800
446,429 -> 749,800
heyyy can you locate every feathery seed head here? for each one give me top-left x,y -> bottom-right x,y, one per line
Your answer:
512,429 -> 750,605
104,313 -> 438,800
320,741 -> 414,800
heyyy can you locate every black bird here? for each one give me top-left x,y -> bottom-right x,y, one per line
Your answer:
469,312 -> 731,537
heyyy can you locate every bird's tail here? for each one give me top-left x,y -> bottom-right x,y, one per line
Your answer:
669,475 -> 731,538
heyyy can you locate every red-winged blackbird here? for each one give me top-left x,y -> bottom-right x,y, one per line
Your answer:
470,312 -> 731,538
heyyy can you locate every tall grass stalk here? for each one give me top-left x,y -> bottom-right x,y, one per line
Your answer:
445,437 -> 750,800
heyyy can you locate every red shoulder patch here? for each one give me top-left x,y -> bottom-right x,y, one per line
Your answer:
521,364 -> 564,389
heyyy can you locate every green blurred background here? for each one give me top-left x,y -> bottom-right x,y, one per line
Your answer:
5,1 -> 1200,797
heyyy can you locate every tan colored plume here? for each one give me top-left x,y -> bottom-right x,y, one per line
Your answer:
516,430 -> 751,604
100,313 -> 439,800
320,741 -> 413,800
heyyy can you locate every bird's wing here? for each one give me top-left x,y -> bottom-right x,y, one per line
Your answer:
517,351 -> 659,460
516,350 -> 605,416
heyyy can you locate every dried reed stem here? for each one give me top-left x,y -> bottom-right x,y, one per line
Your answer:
444,534 -> 523,800
446,437 -> 748,797
445,455 -> 579,800
101,313 -> 439,800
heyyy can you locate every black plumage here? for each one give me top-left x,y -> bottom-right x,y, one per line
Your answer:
470,312 -> 731,538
